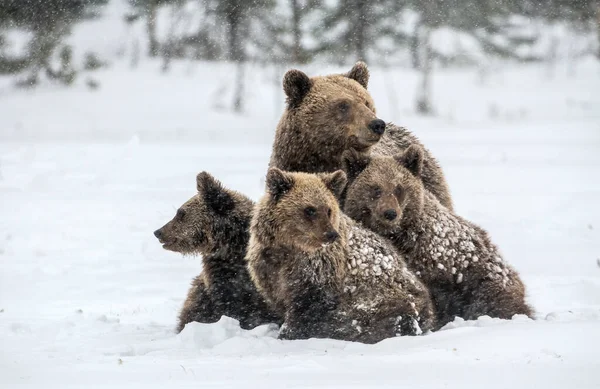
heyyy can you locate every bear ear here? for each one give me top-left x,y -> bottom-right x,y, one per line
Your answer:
196,172 -> 235,215
346,61 -> 369,89
341,148 -> 371,182
266,168 -> 294,202
320,170 -> 348,198
283,69 -> 312,107
394,145 -> 424,178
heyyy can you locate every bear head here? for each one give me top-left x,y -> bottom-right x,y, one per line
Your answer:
254,168 -> 348,254
275,62 -> 386,172
342,145 -> 426,232
154,172 -> 253,255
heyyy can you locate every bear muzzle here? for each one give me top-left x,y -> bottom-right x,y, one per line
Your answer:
383,209 -> 398,221
368,119 -> 386,136
154,228 -> 165,241
154,227 -> 178,250
324,230 -> 340,244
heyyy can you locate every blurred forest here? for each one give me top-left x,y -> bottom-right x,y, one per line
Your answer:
0,0 -> 598,113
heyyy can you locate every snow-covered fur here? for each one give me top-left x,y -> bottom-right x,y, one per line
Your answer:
342,146 -> 533,328
246,168 -> 435,343
342,219 -> 436,339
154,172 -> 280,333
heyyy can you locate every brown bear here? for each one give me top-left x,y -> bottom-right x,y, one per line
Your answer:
269,61 -> 454,211
154,172 -> 280,333
246,168 -> 435,343
342,147 -> 533,328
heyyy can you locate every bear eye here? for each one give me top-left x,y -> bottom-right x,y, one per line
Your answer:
175,209 -> 186,221
371,186 -> 382,200
338,101 -> 351,114
304,206 -> 318,220
327,208 -> 332,218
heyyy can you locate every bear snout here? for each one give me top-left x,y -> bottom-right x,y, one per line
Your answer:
154,228 -> 165,241
383,209 -> 398,221
324,230 -> 340,243
368,119 -> 386,136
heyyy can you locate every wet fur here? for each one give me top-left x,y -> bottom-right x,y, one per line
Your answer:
246,170 -> 435,343
154,172 -> 280,333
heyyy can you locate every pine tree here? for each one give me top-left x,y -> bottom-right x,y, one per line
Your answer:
312,0 -> 407,64
286,0 -> 321,63
407,0 -> 534,114
253,0 -> 322,64
0,0 -> 108,83
207,0 -> 274,62
129,0 -> 180,57
208,0 -> 275,112
524,0 -> 600,59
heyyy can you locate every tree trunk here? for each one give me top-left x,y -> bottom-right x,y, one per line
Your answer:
410,20 -> 421,69
162,3 -> 184,73
415,24 -> 433,115
596,1 -> 600,60
147,0 -> 159,57
290,0 -> 302,63
131,39 -> 140,68
227,11 -> 243,62
226,10 -> 245,113
355,0 -> 367,62
233,61 -> 245,113
22,23 -> 65,86
545,34 -> 558,80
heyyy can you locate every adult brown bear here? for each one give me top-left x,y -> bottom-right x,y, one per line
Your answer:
269,62 -> 454,211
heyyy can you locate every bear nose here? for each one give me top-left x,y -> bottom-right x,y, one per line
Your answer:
324,230 -> 339,243
368,119 -> 386,136
154,229 -> 164,240
383,209 -> 397,221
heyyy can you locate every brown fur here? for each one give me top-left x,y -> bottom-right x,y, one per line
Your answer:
154,172 -> 280,333
269,61 -> 454,211
246,168 -> 435,343
342,147 -> 533,328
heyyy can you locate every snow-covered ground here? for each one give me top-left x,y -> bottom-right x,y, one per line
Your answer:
1,54 -> 599,388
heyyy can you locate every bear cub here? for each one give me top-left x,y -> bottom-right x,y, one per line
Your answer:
270,61 -> 453,211
246,168 -> 435,343
154,172 -> 280,333
342,147 -> 533,327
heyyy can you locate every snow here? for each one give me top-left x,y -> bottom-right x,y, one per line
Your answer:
1,38 -> 600,389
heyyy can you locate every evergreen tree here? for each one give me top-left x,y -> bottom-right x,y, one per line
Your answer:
253,0 -> 321,64
129,0 -> 180,57
522,0 -> 600,59
312,0 -> 407,64
407,0 -> 536,114
206,0 -> 274,62
0,0 -> 107,83
208,0 -> 275,112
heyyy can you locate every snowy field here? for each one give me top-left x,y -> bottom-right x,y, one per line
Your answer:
1,56 -> 600,388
